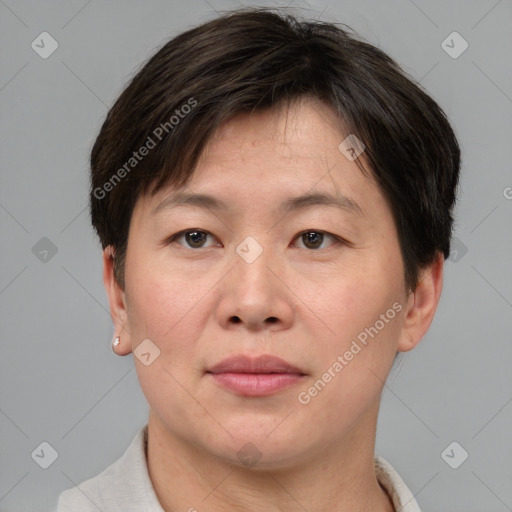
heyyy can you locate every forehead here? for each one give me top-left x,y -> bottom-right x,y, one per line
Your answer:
205,96 -> 354,159
138,97 -> 385,224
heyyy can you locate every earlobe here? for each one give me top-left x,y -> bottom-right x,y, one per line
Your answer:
103,246 -> 132,355
397,252 -> 444,353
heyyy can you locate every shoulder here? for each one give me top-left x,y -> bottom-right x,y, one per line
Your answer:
56,425 -> 154,512
375,456 -> 422,512
57,462 -> 120,511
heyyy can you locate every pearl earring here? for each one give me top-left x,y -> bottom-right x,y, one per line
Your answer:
112,336 -> 120,350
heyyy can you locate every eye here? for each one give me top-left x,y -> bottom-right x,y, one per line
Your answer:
166,229 -> 344,250
167,229 -> 219,249
292,230 -> 341,250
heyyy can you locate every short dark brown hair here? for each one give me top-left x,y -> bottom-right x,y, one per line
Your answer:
89,7 -> 461,293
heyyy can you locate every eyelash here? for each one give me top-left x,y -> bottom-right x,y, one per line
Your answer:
165,229 -> 348,251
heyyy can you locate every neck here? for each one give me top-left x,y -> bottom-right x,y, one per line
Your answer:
146,406 -> 395,512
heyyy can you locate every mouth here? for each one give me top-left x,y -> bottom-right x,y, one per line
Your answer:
206,354 -> 306,397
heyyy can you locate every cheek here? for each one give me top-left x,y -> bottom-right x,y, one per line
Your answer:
124,269 -> 205,409
124,247 -> 206,338
297,281 -> 403,432
306,258 -> 405,389
124,257 -> 220,389
316,264 -> 399,335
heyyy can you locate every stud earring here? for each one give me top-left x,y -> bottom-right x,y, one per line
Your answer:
112,336 -> 120,351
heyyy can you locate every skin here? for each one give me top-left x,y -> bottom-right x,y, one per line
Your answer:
104,96 -> 444,512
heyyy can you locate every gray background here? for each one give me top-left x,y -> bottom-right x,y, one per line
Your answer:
1,0 -> 511,511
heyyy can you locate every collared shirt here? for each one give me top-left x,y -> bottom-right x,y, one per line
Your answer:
56,424 -> 421,511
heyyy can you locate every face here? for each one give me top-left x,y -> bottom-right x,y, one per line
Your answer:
116,97 -> 418,468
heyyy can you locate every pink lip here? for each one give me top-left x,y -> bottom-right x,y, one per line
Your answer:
207,354 -> 305,375
206,354 -> 306,397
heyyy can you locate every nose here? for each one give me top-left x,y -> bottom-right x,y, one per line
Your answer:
215,241 -> 295,332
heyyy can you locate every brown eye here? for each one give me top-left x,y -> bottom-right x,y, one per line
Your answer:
184,230 -> 208,248
294,230 -> 339,250
168,229 -> 218,249
167,229 -> 343,251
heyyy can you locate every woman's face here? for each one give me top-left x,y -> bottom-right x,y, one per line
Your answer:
118,97 -> 417,468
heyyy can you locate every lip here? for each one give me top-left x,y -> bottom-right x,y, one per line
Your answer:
207,354 -> 305,375
206,354 -> 306,397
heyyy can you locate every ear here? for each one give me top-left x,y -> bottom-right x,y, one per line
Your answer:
103,246 -> 132,355
397,251 -> 444,352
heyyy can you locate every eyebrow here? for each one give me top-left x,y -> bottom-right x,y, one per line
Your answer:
151,190 -> 365,217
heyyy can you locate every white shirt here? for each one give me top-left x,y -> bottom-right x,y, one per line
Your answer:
56,425 -> 421,511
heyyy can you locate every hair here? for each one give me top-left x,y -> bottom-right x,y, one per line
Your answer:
89,6 -> 461,294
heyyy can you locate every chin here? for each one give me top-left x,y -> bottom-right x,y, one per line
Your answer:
202,423 -> 312,471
